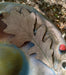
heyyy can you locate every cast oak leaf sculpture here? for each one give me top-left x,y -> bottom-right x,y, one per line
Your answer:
2,9 -> 36,47
26,25 -> 53,68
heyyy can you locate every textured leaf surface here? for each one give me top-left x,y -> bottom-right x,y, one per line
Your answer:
26,25 -> 53,67
2,8 -> 36,47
